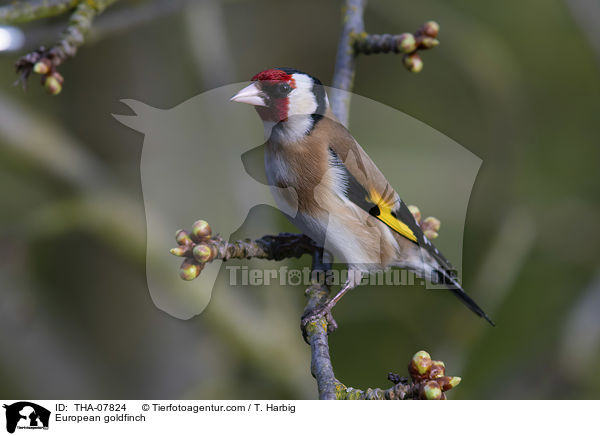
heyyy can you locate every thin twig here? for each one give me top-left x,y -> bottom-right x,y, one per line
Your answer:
0,0 -> 79,24
330,0 -> 439,126
14,0 -> 121,93
304,282 -> 337,400
330,0 -> 367,126
335,380 -> 419,400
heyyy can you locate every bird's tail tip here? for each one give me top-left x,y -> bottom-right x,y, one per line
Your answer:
482,312 -> 496,327
440,270 -> 495,326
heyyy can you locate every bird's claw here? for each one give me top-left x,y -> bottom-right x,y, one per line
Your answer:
301,303 -> 338,343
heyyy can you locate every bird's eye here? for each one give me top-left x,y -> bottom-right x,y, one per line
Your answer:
277,82 -> 291,96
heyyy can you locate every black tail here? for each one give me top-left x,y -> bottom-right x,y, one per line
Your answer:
439,270 -> 495,326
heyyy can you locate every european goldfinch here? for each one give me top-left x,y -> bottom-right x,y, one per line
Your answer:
231,67 -> 493,326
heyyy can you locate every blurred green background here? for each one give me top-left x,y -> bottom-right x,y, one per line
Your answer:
0,0 -> 599,399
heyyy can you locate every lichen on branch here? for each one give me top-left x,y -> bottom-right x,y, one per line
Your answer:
0,0 -> 80,25
335,351 -> 461,400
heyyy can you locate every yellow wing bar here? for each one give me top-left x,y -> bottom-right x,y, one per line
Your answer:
368,188 -> 417,243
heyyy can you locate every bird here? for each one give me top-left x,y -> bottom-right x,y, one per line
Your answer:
230,67 -> 494,327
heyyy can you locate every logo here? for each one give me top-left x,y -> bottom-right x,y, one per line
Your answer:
3,402 -> 50,434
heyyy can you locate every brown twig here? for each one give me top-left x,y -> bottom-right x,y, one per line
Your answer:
170,209 -> 452,400
330,0 -> 440,126
169,220 -> 316,281
12,0 -> 121,94
0,0 -> 79,24
335,351 -> 461,400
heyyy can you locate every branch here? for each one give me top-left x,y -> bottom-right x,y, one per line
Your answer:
304,282 -> 338,400
330,0 -> 366,125
13,0 -> 121,94
168,220 -> 316,280
330,0 -> 440,126
0,0 -> 79,24
335,351 -> 461,400
171,207 -> 447,400
302,213 -> 442,400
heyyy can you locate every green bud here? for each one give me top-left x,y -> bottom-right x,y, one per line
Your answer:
191,220 -> 212,241
410,350 -> 432,376
424,230 -> 439,240
193,243 -> 213,263
422,21 -> 440,38
422,381 -> 442,400
419,36 -> 439,49
403,53 -> 423,73
175,229 -> 193,245
447,376 -> 461,389
429,360 -> 446,379
397,33 -> 417,53
169,246 -> 189,257
44,76 -> 62,95
33,60 -> 51,75
439,376 -> 461,391
179,259 -> 203,281
422,216 -> 441,232
407,205 -> 421,223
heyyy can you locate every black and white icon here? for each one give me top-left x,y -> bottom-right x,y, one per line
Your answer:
3,402 -> 50,434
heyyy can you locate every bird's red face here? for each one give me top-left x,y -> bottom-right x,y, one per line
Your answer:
230,68 -> 296,122
231,68 -> 327,125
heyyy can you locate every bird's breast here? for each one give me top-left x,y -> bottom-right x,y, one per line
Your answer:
264,141 -> 399,268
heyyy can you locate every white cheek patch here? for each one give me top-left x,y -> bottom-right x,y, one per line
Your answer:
270,116 -> 313,144
287,74 -> 318,117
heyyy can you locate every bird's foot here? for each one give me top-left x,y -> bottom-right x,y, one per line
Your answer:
301,302 -> 338,343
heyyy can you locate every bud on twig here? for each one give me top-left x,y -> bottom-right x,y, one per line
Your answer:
403,53 -> 423,73
193,243 -> 214,263
43,75 -> 62,95
175,229 -> 193,246
422,217 -> 441,232
179,259 -> 203,281
191,220 -> 212,242
421,380 -> 442,400
437,376 -> 461,391
397,33 -> 417,53
409,350 -> 432,378
33,59 -> 51,75
422,216 -> 441,240
429,360 -> 445,379
170,246 -> 190,257
416,36 -> 439,49
398,351 -> 461,399
421,21 -> 440,38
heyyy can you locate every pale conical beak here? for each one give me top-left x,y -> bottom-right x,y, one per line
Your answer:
230,82 -> 267,106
